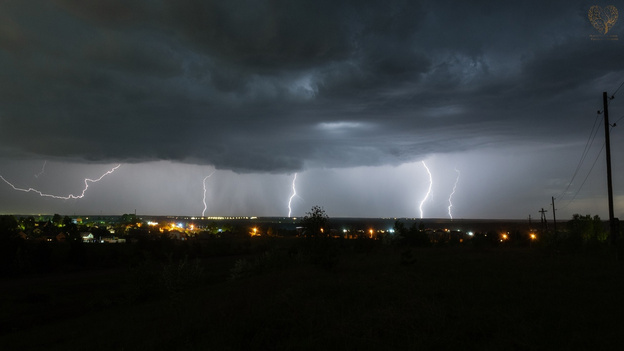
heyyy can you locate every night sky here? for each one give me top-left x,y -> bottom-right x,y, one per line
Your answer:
1,0 -> 623,219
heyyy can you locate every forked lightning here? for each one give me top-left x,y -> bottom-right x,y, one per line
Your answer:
202,171 -> 216,217
448,168 -> 460,220
288,173 -> 298,217
419,161 -> 433,219
0,164 -> 121,199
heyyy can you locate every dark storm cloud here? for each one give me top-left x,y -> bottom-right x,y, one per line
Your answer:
520,40 -> 624,96
51,0 -> 148,25
0,0 -> 622,173
165,0 -> 351,69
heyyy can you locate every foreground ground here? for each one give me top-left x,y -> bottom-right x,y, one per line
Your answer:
2,241 -> 624,350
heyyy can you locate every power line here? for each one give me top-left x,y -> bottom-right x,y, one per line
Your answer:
557,112 -> 602,202
552,82 -> 622,212
555,80 -> 622,207
560,119 -> 619,210
561,142 -> 605,209
611,79 -> 624,98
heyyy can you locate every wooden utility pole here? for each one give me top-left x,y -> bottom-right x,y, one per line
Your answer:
551,197 -> 557,238
539,208 -> 548,232
602,92 -> 617,245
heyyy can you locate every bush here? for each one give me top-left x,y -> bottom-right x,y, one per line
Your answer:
126,255 -> 204,303
229,248 -> 296,280
161,255 -> 204,295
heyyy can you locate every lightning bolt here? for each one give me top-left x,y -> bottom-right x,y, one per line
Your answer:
0,164 -> 121,199
448,168 -> 460,220
419,161 -> 432,219
202,171 -> 216,217
288,173 -> 297,217
34,160 -> 47,178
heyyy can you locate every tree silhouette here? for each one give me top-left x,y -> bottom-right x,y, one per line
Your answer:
567,214 -> 606,244
300,206 -> 330,237
0,215 -> 18,239
52,213 -> 63,227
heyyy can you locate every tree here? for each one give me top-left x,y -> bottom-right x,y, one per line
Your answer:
394,220 -> 407,238
0,215 -> 22,277
121,213 -> 140,225
567,214 -> 606,244
0,215 -> 18,239
404,222 -> 430,247
63,216 -> 79,240
300,206 -> 330,237
300,206 -> 338,269
52,213 -> 63,227
20,216 -> 35,232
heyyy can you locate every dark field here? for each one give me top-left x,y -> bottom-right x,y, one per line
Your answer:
2,236 -> 624,350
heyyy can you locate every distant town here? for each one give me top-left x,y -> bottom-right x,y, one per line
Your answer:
2,212 -> 545,245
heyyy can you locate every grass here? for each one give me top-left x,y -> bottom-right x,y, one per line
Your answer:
2,242 -> 624,350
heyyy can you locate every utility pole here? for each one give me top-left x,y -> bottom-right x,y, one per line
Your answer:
539,208 -> 548,232
602,92 -> 617,245
551,197 -> 557,239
